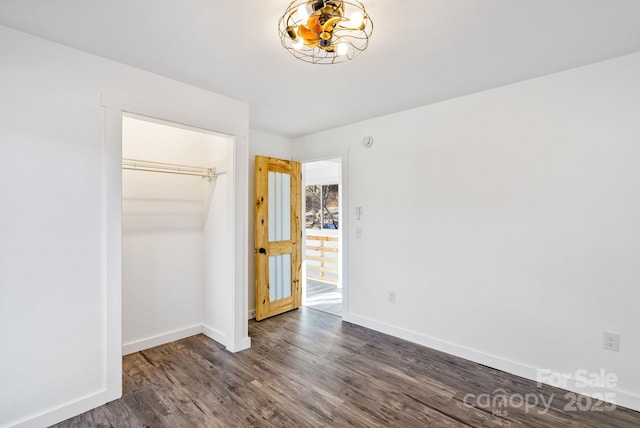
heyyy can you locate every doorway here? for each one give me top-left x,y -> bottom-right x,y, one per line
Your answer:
103,94 -> 251,402
302,159 -> 342,316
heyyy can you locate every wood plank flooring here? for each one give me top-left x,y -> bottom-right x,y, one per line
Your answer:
53,308 -> 640,427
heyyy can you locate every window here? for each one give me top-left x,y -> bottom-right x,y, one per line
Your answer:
305,184 -> 339,230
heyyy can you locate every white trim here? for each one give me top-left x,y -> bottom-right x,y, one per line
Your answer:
101,94 -> 245,138
6,390 -> 107,428
101,93 -> 251,413
227,337 -> 252,353
122,325 -> 203,356
202,324 -> 227,344
229,135 -> 251,352
203,323 -> 251,353
340,148 -> 349,317
342,312 -> 536,376
297,149 -> 350,318
342,312 -> 640,412
104,105 -> 123,403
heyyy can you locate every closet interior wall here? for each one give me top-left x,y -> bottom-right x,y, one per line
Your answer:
121,114 -> 230,354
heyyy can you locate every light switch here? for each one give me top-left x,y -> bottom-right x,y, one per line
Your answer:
355,206 -> 363,220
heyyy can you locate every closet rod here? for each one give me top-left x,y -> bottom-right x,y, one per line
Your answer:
122,158 -> 215,180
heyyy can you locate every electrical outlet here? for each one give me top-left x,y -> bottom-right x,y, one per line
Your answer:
603,332 -> 620,352
387,291 -> 396,304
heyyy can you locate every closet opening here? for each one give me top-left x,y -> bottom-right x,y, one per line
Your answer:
121,113 -> 234,355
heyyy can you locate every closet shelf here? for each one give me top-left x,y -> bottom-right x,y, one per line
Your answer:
122,158 -> 215,181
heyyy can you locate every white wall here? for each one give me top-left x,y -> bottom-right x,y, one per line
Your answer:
292,52 -> 640,411
121,116 -> 230,354
0,25 -> 248,428
304,160 -> 341,186
247,129 -> 293,318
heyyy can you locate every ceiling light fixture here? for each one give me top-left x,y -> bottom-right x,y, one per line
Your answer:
278,0 -> 373,64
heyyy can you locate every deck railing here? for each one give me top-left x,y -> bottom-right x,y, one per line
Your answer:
305,235 -> 339,284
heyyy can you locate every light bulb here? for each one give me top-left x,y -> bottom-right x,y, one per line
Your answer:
292,37 -> 304,50
336,43 -> 349,56
296,4 -> 310,22
348,11 -> 364,29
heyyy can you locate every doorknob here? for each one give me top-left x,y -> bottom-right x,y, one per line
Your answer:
258,247 -> 266,254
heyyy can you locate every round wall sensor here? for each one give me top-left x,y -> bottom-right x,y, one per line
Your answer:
362,135 -> 374,148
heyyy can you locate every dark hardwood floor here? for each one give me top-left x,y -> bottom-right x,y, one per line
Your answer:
53,308 -> 640,427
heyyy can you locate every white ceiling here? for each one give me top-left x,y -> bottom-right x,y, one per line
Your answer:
1,0 -> 639,138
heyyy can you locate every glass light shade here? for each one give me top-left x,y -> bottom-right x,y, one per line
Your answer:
291,35 -> 305,50
296,4 -> 310,21
336,43 -> 349,56
346,11 -> 364,29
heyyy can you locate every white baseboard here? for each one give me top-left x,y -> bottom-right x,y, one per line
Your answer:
122,324 -> 203,356
202,324 -> 251,353
342,312 -> 640,413
7,324 -> 248,427
227,336 -> 252,353
202,324 -> 227,345
248,308 -> 256,320
6,389 -> 107,428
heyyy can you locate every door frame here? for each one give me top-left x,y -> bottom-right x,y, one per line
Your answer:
299,151 -> 350,318
101,94 -> 250,402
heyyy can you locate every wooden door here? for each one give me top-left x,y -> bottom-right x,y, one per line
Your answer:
255,156 -> 302,321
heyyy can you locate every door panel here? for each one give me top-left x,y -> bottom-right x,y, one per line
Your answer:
269,253 -> 292,301
268,171 -> 292,242
255,156 -> 301,321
